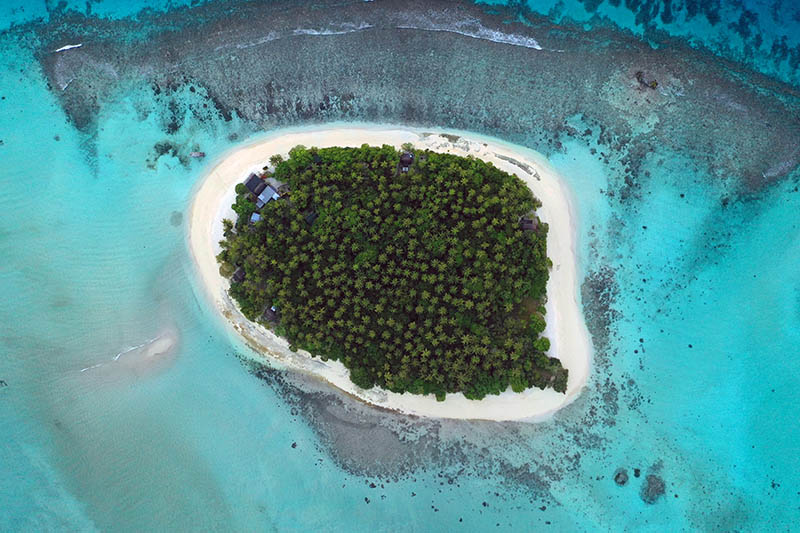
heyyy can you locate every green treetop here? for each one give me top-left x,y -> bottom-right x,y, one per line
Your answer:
216,144 -> 566,400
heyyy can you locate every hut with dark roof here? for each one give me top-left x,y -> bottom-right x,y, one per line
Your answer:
262,305 -> 279,323
232,267 -> 246,283
399,152 -> 414,173
303,210 -> 318,226
244,173 -> 267,196
520,215 -> 538,231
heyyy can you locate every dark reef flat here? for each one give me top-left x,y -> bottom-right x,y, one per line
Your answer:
12,0 -> 800,196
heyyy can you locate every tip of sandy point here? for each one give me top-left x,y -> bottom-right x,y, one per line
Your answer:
142,327 -> 180,360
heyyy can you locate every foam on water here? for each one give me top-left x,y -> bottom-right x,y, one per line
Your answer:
293,21 -> 375,37
395,11 -> 542,49
54,43 -> 82,52
215,15 -> 542,52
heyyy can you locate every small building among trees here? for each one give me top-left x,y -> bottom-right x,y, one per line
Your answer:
262,305 -> 279,323
256,185 -> 281,209
519,215 -> 538,231
232,267 -> 246,283
244,173 -> 267,196
399,152 -> 414,173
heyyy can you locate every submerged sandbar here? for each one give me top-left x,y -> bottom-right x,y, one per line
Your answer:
188,125 -> 592,421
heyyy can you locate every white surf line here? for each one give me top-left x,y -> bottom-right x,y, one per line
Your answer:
113,335 -> 160,361
80,334 -> 162,372
394,23 -> 542,50
217,24 -> 375,51
212,21 -> 550,53
54,43 -> 83,53
292,22 -> 374,37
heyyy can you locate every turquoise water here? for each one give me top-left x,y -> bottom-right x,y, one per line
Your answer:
2,1 -> 799,530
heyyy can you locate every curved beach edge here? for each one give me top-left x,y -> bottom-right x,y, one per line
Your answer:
187,124 -> 593,422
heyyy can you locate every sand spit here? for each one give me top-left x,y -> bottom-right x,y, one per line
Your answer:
187,125 -> 591,422
80,326 -> 180,383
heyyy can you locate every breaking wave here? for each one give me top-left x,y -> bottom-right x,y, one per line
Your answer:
214,13 -> 542,51
395,12 -> 542,50
292,21 -> 374,37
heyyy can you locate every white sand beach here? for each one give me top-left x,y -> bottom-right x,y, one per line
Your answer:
187,125 -> 592,422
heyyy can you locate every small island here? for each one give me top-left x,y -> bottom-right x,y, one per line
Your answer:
188,126 -> 591,421
215,144 -> 567,401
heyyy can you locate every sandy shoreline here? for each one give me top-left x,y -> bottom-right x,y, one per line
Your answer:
187,124 -> 591,422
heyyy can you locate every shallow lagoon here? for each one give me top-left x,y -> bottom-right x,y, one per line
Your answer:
1,0 -> 799,530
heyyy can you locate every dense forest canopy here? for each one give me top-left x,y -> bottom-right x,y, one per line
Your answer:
217,145 -> 567,400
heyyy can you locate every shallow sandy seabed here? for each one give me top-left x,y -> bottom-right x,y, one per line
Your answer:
188,124 -> 592,421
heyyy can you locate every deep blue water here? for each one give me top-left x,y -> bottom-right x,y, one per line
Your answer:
1,1 -> 799,531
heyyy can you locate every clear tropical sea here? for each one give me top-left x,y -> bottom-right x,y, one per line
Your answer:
1,0 -> 799,531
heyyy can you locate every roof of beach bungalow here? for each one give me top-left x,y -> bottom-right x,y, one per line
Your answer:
256,185 -> 280,209
250,213 -> 262,223
399,152 -> 414,172
232,267 -> 246,283
262,305 -> 279,323
520,215 -> 538,231
245,173 -> 267,196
